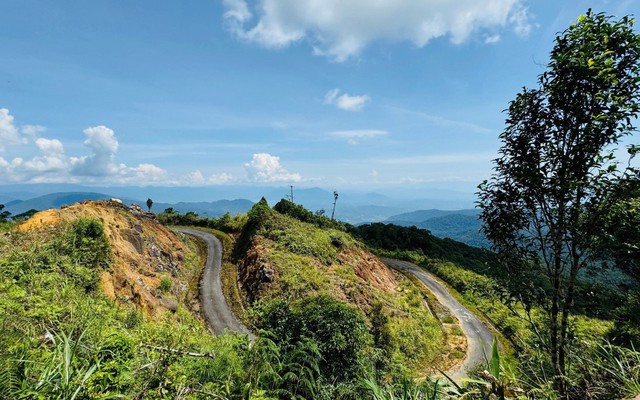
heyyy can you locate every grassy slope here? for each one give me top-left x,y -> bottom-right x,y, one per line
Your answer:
0,218 -> 258,399
234,203 -> 446,373
0,205 -> 450,398
353,224 -> 620,352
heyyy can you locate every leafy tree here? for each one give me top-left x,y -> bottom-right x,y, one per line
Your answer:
273,198 -> 344,230
478,10 -> 640,394
146,198 -> 153,212
12,209 -> 38,221
0,204 -> 11,223
596,184 -> 640,278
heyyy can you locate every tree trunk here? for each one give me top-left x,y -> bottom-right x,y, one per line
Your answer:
551,206 -> 566,396
558,243 -> 581,399
550,268 -> 561,391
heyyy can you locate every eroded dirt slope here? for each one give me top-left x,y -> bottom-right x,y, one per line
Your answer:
19,200 -> 199,319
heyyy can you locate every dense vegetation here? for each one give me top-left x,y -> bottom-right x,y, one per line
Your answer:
0,210 -> 458,399
477,10 -> 640,396
353,220 -> 640,399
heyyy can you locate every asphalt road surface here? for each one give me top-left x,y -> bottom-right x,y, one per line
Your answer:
383,258 -> 495,380
176,228 -> 491,377
176,228 -> 254,338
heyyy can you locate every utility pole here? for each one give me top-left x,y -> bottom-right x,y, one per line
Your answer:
290,185 -> 294,204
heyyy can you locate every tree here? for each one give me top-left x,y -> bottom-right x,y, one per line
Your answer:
146,198 -> 153,212
596,183 -> 640,279
12,209 -> 38,221
478,10 -> 640,395
0,204 -> 11,223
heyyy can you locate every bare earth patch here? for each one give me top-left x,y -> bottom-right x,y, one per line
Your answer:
19,200 -> 201,320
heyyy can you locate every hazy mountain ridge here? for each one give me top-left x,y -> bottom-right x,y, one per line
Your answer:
385,208 -> 489,248
0,183 -> 476,222
3,192 -> 255,219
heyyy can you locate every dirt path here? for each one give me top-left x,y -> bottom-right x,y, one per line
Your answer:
177,228 -> 253,338
383,258 -> 494,380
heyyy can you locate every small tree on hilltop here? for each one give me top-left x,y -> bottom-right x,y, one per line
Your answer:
478,10 -> 640,395
146,198 -> 153,212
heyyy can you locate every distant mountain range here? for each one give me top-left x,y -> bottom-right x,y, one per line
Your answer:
3,192 -> 255,219
384,209 -> 490,248
5,192 -> 128,215
0,183 -> 478,224
1,189 -> 489,247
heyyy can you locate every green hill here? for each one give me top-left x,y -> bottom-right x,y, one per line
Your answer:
0,199 -> 455,398
230,199 -> 446,376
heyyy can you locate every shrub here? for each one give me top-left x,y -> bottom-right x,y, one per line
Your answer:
252,295 -> 372,382
159,276 -> 172,293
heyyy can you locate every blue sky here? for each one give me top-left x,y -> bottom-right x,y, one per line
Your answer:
1,0 -> 638,196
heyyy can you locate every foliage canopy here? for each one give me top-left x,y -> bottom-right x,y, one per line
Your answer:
478,9 -> 640,392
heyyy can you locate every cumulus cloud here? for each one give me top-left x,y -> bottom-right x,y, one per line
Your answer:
71,125 -> 119,176
0,109 -> 172,184
245,153 -> 301,183
324,89 -> 370,111
223,0 -> 533,61
186,170 -> 234,185
0,108 -> 240,186
331,129 -> 388,145
117,163 -> 168,184
36,138 -> 65,155
19,138 -> 69,174
0,108 -> 28,149
20,124 -> 47,139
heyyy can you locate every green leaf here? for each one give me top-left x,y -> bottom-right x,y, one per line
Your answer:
489,337 -> 500,379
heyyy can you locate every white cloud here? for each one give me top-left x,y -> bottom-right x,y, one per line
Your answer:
118,163 -> 168,183
331,129 -> 388,145
245,153 -> 301,183
71,125 -> 119,176
21,124 -> 47,139
186,169 -> 207,184
0,108 -> 27,150
509,4 -> 532,36
210,172 -> 233,184
0,110 -> 170,185
35,138 -> 65,155
484,34 -> 501,44
1,138 -> 69,183
223,0 -> 533,61
324,88 -> 370,111
19,138 -> 69,174
185,169 -> 233,185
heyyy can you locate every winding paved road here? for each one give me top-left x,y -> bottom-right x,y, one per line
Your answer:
176,228 -> 492,378
176,228 -> 253,338
382,258 -> 494,380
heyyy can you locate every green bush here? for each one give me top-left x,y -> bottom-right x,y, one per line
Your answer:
273,199 -> 345,230
159,276 -> 172,293
252,295 -> 372,382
